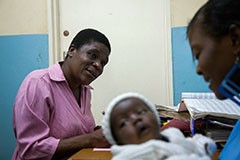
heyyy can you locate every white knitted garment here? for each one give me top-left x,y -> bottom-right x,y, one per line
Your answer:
111,128 -> 217,160
102,92 -> 161,145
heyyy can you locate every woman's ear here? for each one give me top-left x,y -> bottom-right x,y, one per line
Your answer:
68,44 -> 76,57
229,24 -> 240,47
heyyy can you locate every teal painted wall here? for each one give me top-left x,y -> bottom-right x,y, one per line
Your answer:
171,27 -> 211,105
0,34 -> 48,159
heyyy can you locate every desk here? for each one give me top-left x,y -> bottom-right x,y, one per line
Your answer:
69,148 -> 220,160
69,148 -> 112,160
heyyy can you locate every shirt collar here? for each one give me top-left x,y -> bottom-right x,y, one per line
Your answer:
49,62 -> 65,82
49,62 -> 93,90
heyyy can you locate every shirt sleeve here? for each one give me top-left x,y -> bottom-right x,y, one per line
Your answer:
13,76 -> 60,160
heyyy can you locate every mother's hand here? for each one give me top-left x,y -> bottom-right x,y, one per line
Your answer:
90,128 -> 111,148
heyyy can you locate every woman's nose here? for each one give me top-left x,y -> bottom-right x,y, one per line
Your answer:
92,60 -> 102,70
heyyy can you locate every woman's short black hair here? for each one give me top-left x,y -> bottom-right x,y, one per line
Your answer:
70,28 -> 111,52
187,0 -> 240,39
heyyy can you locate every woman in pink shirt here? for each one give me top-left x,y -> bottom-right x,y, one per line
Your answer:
12,28 -> 111,160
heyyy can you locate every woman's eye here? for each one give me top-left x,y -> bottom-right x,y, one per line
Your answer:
87,51 -> 97,59
195,52 -> 200,60
193,48 -> 200,60
193,58 -> 198,66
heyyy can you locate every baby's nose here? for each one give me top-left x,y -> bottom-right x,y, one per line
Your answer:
129,113 -> 141,123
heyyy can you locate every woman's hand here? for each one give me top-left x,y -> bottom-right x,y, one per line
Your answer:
90,128 -> 111,148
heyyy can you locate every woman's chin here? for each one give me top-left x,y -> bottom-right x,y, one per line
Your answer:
210,83 -> 227,100
215,90 -> 227,100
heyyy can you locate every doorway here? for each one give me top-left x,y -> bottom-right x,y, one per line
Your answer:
48,0 -> 173,123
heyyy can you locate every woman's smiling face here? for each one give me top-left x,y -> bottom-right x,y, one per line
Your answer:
110,98 -> 159,145
188,24 -> 236,99
67,41 -> 110,85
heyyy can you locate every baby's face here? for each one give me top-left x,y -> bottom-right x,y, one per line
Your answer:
110,97 -> 159,145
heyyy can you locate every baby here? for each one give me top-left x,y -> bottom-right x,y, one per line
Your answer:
102,92 -> 217,160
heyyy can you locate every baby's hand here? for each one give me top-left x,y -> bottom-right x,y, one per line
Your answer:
192,134 -> 217,156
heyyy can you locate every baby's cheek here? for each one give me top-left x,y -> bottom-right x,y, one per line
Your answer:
119,129 -> 138,144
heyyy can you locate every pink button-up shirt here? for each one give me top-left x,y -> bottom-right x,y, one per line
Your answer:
12,63 -> 95,160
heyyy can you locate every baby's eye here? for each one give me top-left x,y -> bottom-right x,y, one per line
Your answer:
119,119 -> 127,128
137,109 -> 147,115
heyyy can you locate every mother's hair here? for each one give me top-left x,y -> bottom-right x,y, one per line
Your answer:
187,0 -> 240,39
70,28 -> 111,52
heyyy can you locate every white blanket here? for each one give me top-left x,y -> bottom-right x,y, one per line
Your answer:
111,128 -> 217,160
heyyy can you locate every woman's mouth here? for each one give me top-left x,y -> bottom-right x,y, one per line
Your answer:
86,69 -> 97,78
204,76 -> 212,83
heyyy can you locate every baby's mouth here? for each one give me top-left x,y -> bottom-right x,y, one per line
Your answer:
137,123 -> 148,135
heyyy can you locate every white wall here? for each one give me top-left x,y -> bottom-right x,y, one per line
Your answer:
0,0 -> 47,35
171,0 -> 207,28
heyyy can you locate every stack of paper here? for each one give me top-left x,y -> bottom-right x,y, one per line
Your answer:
179,92 -> 240,120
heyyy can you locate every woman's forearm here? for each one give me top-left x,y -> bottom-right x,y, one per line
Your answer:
52,133 -> 92,159
52,128 -> 110,159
